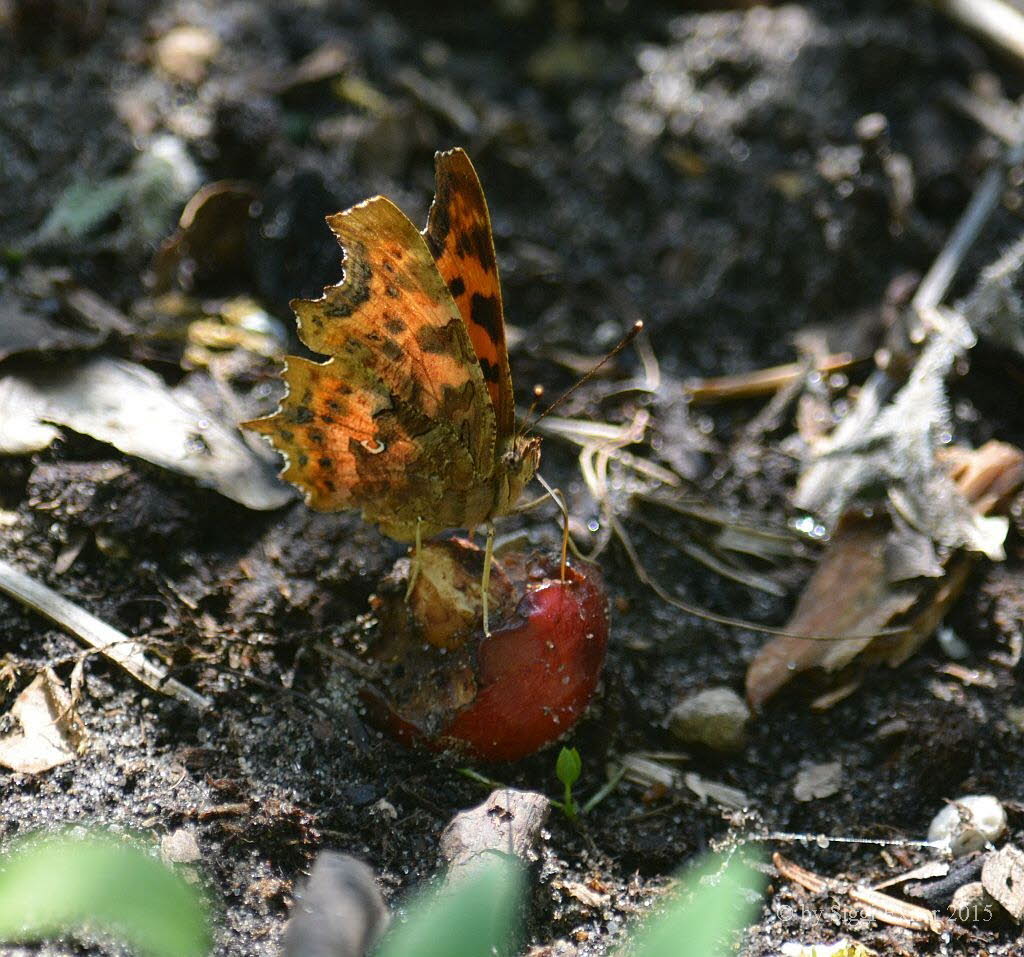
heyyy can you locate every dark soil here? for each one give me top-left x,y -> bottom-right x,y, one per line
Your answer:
3,0 -> 1024,954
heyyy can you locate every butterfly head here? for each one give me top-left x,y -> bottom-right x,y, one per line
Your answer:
500,435 -> 542,509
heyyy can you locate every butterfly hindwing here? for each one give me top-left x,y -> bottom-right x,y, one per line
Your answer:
423,149 -> 516,441
245,195 -> 497,539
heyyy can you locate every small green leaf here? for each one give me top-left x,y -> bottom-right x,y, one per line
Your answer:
556,746 -> 582,788
375,854 -> 523,957
0,831 -> 211,957
626,853 -> 763,957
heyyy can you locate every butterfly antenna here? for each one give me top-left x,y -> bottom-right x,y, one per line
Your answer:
522,320 -> 643,435
524,384 -> 545,421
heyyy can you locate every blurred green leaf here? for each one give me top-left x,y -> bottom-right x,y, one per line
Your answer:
0,831 -> 211,957
626,853 -> 764,957
375,854 -> 523,957
37,178 -> 130,242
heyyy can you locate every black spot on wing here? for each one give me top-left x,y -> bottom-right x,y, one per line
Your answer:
479,356 -> 500,382
448,276 -> 466,298
469,293 -> 502,344
455,225 -> 495,271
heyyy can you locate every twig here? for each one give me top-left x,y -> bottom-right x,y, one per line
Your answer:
581,763 -> 627,815
912,128 -> 1024,320
683,353 -> 856,403
0,559 -> 211,711
611,514 -> 908,641
930,0 -> 1024,63
773,852 -> 946,933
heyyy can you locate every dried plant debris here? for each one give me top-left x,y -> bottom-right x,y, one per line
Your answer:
0,292 -> 108,362
747,441 -> 1024,708
28,134 -> 200,250
773,853 -> 946,935
0,668 -> 86,774
150,181 -> 257,294
0,355 -> 291,510
794,315 -> 1001,555
961,231 -> 1024,359
0,559 -> 211,711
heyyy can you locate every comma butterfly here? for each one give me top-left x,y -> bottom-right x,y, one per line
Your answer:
244,149 -> 542,629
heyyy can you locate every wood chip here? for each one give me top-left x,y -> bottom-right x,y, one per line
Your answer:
441,788 -> 549,884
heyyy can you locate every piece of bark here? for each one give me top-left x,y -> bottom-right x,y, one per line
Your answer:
440,789 -> 549,885
982,844 -> 1024,922
747,441 -> 1024,709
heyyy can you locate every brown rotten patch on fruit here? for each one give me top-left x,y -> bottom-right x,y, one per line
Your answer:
358,539 -> 610,763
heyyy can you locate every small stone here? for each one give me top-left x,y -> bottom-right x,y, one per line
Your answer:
668,686 -> 749,752
792,761 -> 843,802
283,853 -> 388,957
949,881 -> 1001,923
982,844 -> 1024,921
154,25 -> 220,84
369,798 -> 397,821
928,795 -> 1007,856
160,828 -> 201,864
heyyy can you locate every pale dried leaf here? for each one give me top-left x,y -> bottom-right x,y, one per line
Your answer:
0,356 -> 292,510
0,670 -> 87,774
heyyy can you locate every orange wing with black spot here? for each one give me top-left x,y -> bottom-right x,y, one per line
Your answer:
423,149 -> 515,441
244,195 -> 496,540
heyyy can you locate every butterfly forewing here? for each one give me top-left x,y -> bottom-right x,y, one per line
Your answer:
423,148 -> 516,443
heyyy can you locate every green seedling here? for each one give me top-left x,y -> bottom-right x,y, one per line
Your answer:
555,745 -> 583,822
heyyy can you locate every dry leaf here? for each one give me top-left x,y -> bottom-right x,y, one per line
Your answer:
747,441 -> 1024,708
0,356 -> 292,510
0,669 -> 87,774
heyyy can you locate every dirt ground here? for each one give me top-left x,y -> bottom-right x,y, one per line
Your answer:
3,0 -> 1024,954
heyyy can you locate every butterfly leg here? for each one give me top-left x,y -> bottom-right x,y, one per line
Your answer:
533,473 -> 570,582
481,521 -> 496,635
405,517 -> 423,600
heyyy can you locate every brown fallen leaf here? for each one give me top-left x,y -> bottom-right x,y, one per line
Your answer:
0,669 -> 87,774
747,440 -> 1024,709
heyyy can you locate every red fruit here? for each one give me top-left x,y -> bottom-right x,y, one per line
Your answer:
359,542 -> 609,762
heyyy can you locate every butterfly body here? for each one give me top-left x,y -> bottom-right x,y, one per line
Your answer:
245,149 -> 540,546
